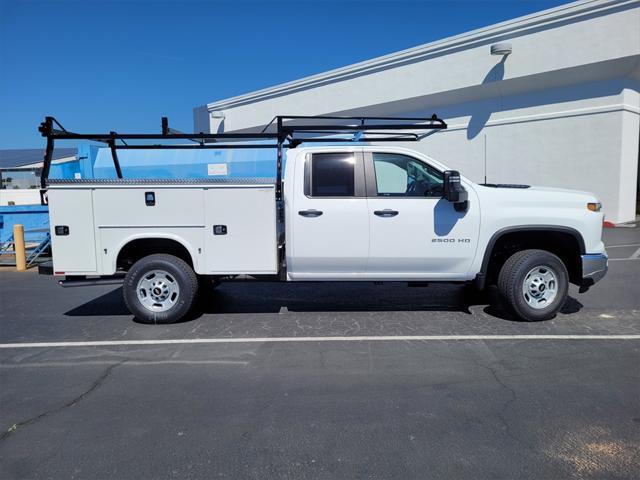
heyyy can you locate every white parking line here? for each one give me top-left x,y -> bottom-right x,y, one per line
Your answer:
0,335 -> 639,349
606,244 -> 640,248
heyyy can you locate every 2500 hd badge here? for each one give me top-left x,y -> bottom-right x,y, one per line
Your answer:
432,238 -> 471,243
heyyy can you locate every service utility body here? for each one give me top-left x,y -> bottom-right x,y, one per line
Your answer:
38,115 -> 608,323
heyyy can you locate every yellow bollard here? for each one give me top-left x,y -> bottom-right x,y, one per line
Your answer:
13,224 -> 26,271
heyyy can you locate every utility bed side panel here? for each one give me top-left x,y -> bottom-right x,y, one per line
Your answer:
92,187 -> 205,227
92,186 -> 207,275
98,227 -> 205,274
204,186 -> 277,274
48,188 -> 98,274
47,181 -> 277,276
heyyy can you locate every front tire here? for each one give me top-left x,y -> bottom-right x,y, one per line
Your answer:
497,249 -> 568,321
123,254 -> 198,324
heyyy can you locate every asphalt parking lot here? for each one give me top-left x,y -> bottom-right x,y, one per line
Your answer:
1,226 -> 639,479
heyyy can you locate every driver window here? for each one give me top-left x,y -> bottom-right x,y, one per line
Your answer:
372,153 -> 443,197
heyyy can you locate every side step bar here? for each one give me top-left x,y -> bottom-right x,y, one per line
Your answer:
58,275 -> 125,288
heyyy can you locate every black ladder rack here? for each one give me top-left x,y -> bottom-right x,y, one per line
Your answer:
38,114 -> 447,203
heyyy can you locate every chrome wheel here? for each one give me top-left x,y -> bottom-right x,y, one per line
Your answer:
522,265 -> 558,309
136,269 -> 180,312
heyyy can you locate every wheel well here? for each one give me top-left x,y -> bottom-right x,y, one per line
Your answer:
483,230 -> 583,286
116,238 -> 194,271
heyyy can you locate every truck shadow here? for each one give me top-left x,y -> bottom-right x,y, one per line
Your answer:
481,290 -> 583,321
64,282 -> 583,323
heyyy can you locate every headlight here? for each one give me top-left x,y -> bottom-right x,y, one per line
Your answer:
587,202 -> 602,212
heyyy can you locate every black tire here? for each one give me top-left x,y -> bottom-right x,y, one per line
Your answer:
123,254 -> 198,324
497,249 -> 568,321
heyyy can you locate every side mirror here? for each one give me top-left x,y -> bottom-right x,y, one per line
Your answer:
443,170 -> 468,211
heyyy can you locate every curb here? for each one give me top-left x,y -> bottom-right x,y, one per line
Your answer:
603,221 -> 637,228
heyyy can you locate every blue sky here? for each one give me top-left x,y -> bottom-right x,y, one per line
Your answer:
0,0 -> 570,148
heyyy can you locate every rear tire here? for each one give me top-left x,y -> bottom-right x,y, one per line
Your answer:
497,249 -> 568,321
123,254 -> 198,324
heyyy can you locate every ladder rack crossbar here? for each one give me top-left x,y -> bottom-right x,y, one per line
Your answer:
38,114 -> 447,203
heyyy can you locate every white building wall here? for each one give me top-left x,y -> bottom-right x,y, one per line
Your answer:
0,189 -> 41,206
391,79 -> 638,223
195,0 -> 640,223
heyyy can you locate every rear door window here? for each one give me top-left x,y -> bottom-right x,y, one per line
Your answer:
310,153 -> 355,197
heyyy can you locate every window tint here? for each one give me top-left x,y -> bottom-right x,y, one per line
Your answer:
373,153 -> 443,197
311,153 -> 355,197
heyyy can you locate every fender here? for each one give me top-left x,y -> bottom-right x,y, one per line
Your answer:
475,225 -> 586,289
110,233 -> 199,274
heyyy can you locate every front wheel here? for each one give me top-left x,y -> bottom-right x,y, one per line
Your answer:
497,249 -> 569,321
123,254 -> 198,324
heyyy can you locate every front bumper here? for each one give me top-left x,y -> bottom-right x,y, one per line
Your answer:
580,253 -> 608,290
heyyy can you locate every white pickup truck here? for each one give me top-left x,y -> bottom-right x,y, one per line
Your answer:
40,116 -> 608,323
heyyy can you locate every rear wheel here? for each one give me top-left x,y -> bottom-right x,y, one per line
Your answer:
497,249 -> 568,321
123,254 -> 198,324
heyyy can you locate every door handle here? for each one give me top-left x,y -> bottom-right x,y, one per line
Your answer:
374,209 -> 399,217
298,209 -> 323,217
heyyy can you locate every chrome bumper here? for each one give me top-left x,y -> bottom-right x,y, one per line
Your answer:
581,253 -> 608,286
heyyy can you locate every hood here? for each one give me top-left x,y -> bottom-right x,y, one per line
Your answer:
473,183 -> 599,204
525,185 -> 597,197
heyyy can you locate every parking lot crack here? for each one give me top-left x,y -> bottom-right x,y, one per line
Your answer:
472,357 -> 536,451
0,361 -> 124,443
424,348 -> 533,450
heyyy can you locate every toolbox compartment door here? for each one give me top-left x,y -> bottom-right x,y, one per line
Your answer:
48,188 -> 97,273
204,186 -> 277,274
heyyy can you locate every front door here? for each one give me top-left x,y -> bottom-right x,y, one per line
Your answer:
289,150 -> 369,279
365,151 -> 480,279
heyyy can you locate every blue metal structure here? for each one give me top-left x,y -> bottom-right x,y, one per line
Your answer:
0,205 -> 50,243
90,143 -> 277,179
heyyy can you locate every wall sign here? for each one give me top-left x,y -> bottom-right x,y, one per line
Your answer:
207,163 -> 228,176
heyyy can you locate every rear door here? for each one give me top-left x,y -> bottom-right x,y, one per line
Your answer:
289,150 -> 369,278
